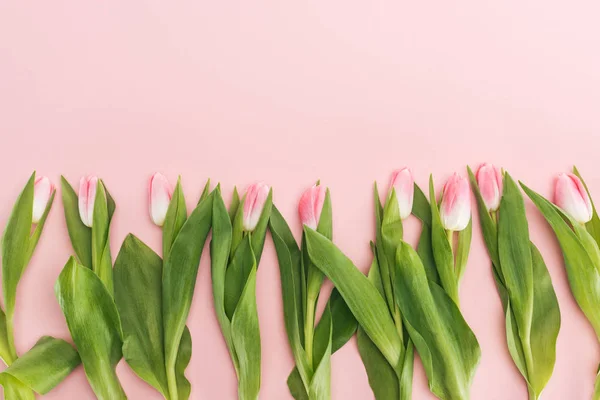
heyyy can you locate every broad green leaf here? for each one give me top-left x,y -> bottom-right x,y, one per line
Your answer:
231,267 -> 261,400
55,257 -> 126,400
175,327 -> 192,400
25,191 -> 55,264
163,192 -> 214,400
0,309 -> 11,365
198,179 -> 211,205
60,176 -> 92,269
521,183 -> 600,336
498,174 -> 534,352
91,180 -> 114,295
304,227 -> 402,369
224,236 -> 255,319
412,184 -> 432,226
2,173 -> 35,322
114,234 -> 169,397
308,305 -> 332,400
395,242 -> 480,400
211,189 -> 237,364
0,336 -> 80,395
428,176 -> 459,304
528,244 -> 560,396
573,166 -> 600,248
357,327 -> 398,400
163,179 -> 187,260
0,374 -> 35,400
328,289 -> 357,352
416,224 -> 439,284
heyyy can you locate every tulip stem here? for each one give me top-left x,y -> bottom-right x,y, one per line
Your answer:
447,230 -> 454,256
5,313 -> 17,365
304,296 -> 316,368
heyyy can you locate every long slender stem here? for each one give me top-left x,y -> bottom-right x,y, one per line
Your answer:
167,361 -> 178,400
304,294 -> 316,368
5,312 -> 17,365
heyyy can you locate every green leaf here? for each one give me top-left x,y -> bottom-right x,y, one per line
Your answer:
416,224 -> 439,284
521,183 -> 600,337
231,267 -> 261,400
114,234 -> 169,397
250,189 -> 273,264
573,166 -> 600,248
60,176 -> 92,269
198,179 -> 211,205
412,183 -> 431,226
0,336 -> 80,395
224,236 -> 255,319
162,178 -> 187,260
395,242 -> 480,400
328,289 -> 357,352
428,176 -> 459,304
0,309 -> 12,365
307,305 -> 332,400
55,257 -> 126,400
2,172 -> 35,321
175,326 -> 192,400
304,227 -> 402,369
0,374 -> 35,400
527,243 -> 560,396
229,187 -> 241,223
455,220 -> 472,281
211,189 -> 237,365
25,191 -> 55,264
357,327 -> 399,400
91,180 -> 114,295
498,173 -> 534,353
163,192 -> 214,400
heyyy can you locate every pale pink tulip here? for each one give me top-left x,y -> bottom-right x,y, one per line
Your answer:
554,173 -> 593,224
32,176 -> 55,224
440,173 -> 471,231
476,163 -> 503,212
149,173 -> 173,226
298,184 -> 327,229
389,168 -> 414,219
79,176 -> 99,228
243,182 -> 270,231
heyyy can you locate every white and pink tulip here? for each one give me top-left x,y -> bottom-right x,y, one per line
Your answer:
243,182 -> 270,232
32,176 -> 55,224
389,168 -> 414,219
149,173 -> 173,227
554,173 -> 593,224
440,173 -> 471,231
476,163 -> 503,212
299,184 -> 327,229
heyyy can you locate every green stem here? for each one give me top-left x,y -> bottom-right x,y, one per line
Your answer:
167,362 -> 178,400
304,293 -> 316,368
594,366 -> 600,400
5,312 -> 17,365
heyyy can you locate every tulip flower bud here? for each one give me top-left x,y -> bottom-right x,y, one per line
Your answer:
476,163 -> 503,212
554,173 -> 593,224
389,168 -> 414,219
243,182 -> 270,232
32,176 -> 55,224
298,184 -> 327,229
78,176 -> 99,228
440,173 -> 471,231
149,173 -> 173,227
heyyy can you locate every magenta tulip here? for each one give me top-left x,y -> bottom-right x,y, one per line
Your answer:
32,176 -> 54,224
243,182 -> 270,232
440,173 -> 471,231
298,184 -> 327,229
554,173 -> 593,224
149,172 -> 173,227
476,163 -> 503,212
389,168 -> 414,219
78,176 -> 98,228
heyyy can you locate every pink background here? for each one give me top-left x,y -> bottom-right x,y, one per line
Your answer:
1,1 -> 599,399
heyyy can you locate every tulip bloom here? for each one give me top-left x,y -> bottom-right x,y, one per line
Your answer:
243,182 -> 270,232
389,168 -> 414,219
554,173 -> 593,224
78,176 -> 99,228
476,163 -> 503,212
32,176 -> 55,224
299,184 -> 326,229
149,173 -> 173,227
440,173 -> 471,231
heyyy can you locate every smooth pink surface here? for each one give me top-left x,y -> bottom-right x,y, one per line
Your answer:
0,1 -> 599,399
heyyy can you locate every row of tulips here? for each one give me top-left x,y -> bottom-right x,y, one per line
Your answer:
0,165 -> 597,400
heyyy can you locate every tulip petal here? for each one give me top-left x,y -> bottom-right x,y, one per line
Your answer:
149,173 -> 173,227
32,176 -> 54,224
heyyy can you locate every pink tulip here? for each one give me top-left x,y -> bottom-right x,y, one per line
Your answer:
554,173 -> 593,224
476,163 -> 503,212
440,173 -> 471,231
79,176 -> 99,228
32,176 -> 55,224
243,182 -> 270,231
149,173 -> 173,227
389,168 -> 414,219
298,184 -> 327,229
